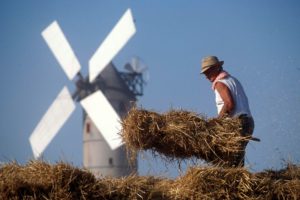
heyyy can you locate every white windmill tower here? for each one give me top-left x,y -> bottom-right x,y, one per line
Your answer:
29,9 -> 146,177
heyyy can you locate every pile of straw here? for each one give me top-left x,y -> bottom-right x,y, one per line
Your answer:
0,161 -> 97,199
0,161 -> 169,200
254,163 -> 300,199
121,107 -> 252,166
171,164 -> 300,199
1,161 -> 299,199
171,166 -> 254,199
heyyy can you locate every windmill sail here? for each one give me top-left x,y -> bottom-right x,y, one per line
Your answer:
42,21 -> 81,80
89,9 -> 136,83
80,90 -> 123,150
29,87 -> 76,158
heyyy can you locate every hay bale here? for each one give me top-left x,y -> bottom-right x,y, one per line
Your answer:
0,160 -> 99,199
170,165 -> 300,200
97,175 -> 172,200
170,166 -> 255,200
0,161 -> 171,200
253,164 -> 300,199
121,107 -> 251,166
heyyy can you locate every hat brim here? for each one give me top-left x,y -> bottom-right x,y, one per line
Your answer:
200,61 -> 224,74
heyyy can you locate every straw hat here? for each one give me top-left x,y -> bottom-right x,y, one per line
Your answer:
201,56 -> 224,73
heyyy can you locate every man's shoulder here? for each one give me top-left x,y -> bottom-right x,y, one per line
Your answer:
224,75 -> 240,83
217,75 -> 241,89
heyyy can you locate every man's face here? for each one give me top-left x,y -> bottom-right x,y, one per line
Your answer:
203,66 -> 220,82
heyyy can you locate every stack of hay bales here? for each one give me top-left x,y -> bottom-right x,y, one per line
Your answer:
0,161 -> 299,199
121,107 -> 252,166
1,107 -> 299,199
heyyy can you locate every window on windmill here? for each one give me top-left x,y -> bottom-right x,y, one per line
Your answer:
109,157 -> 113,165
86,123 -> 90,133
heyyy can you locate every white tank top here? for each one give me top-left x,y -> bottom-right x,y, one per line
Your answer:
214,75 -> 252,117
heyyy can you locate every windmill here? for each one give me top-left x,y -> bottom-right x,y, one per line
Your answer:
29,9 -> 146,177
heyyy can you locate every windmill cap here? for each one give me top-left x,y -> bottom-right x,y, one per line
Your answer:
201,56 -> 224,73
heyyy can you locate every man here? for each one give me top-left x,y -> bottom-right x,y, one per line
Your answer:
201,55 -> 255,167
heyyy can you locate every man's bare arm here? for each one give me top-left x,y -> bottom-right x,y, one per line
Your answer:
215,82 -> 235,117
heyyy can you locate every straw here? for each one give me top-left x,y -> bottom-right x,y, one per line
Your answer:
121,107 -> 252,166
1,161 -> 299,199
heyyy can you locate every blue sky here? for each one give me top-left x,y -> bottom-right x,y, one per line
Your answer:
0,1 -> 299,177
